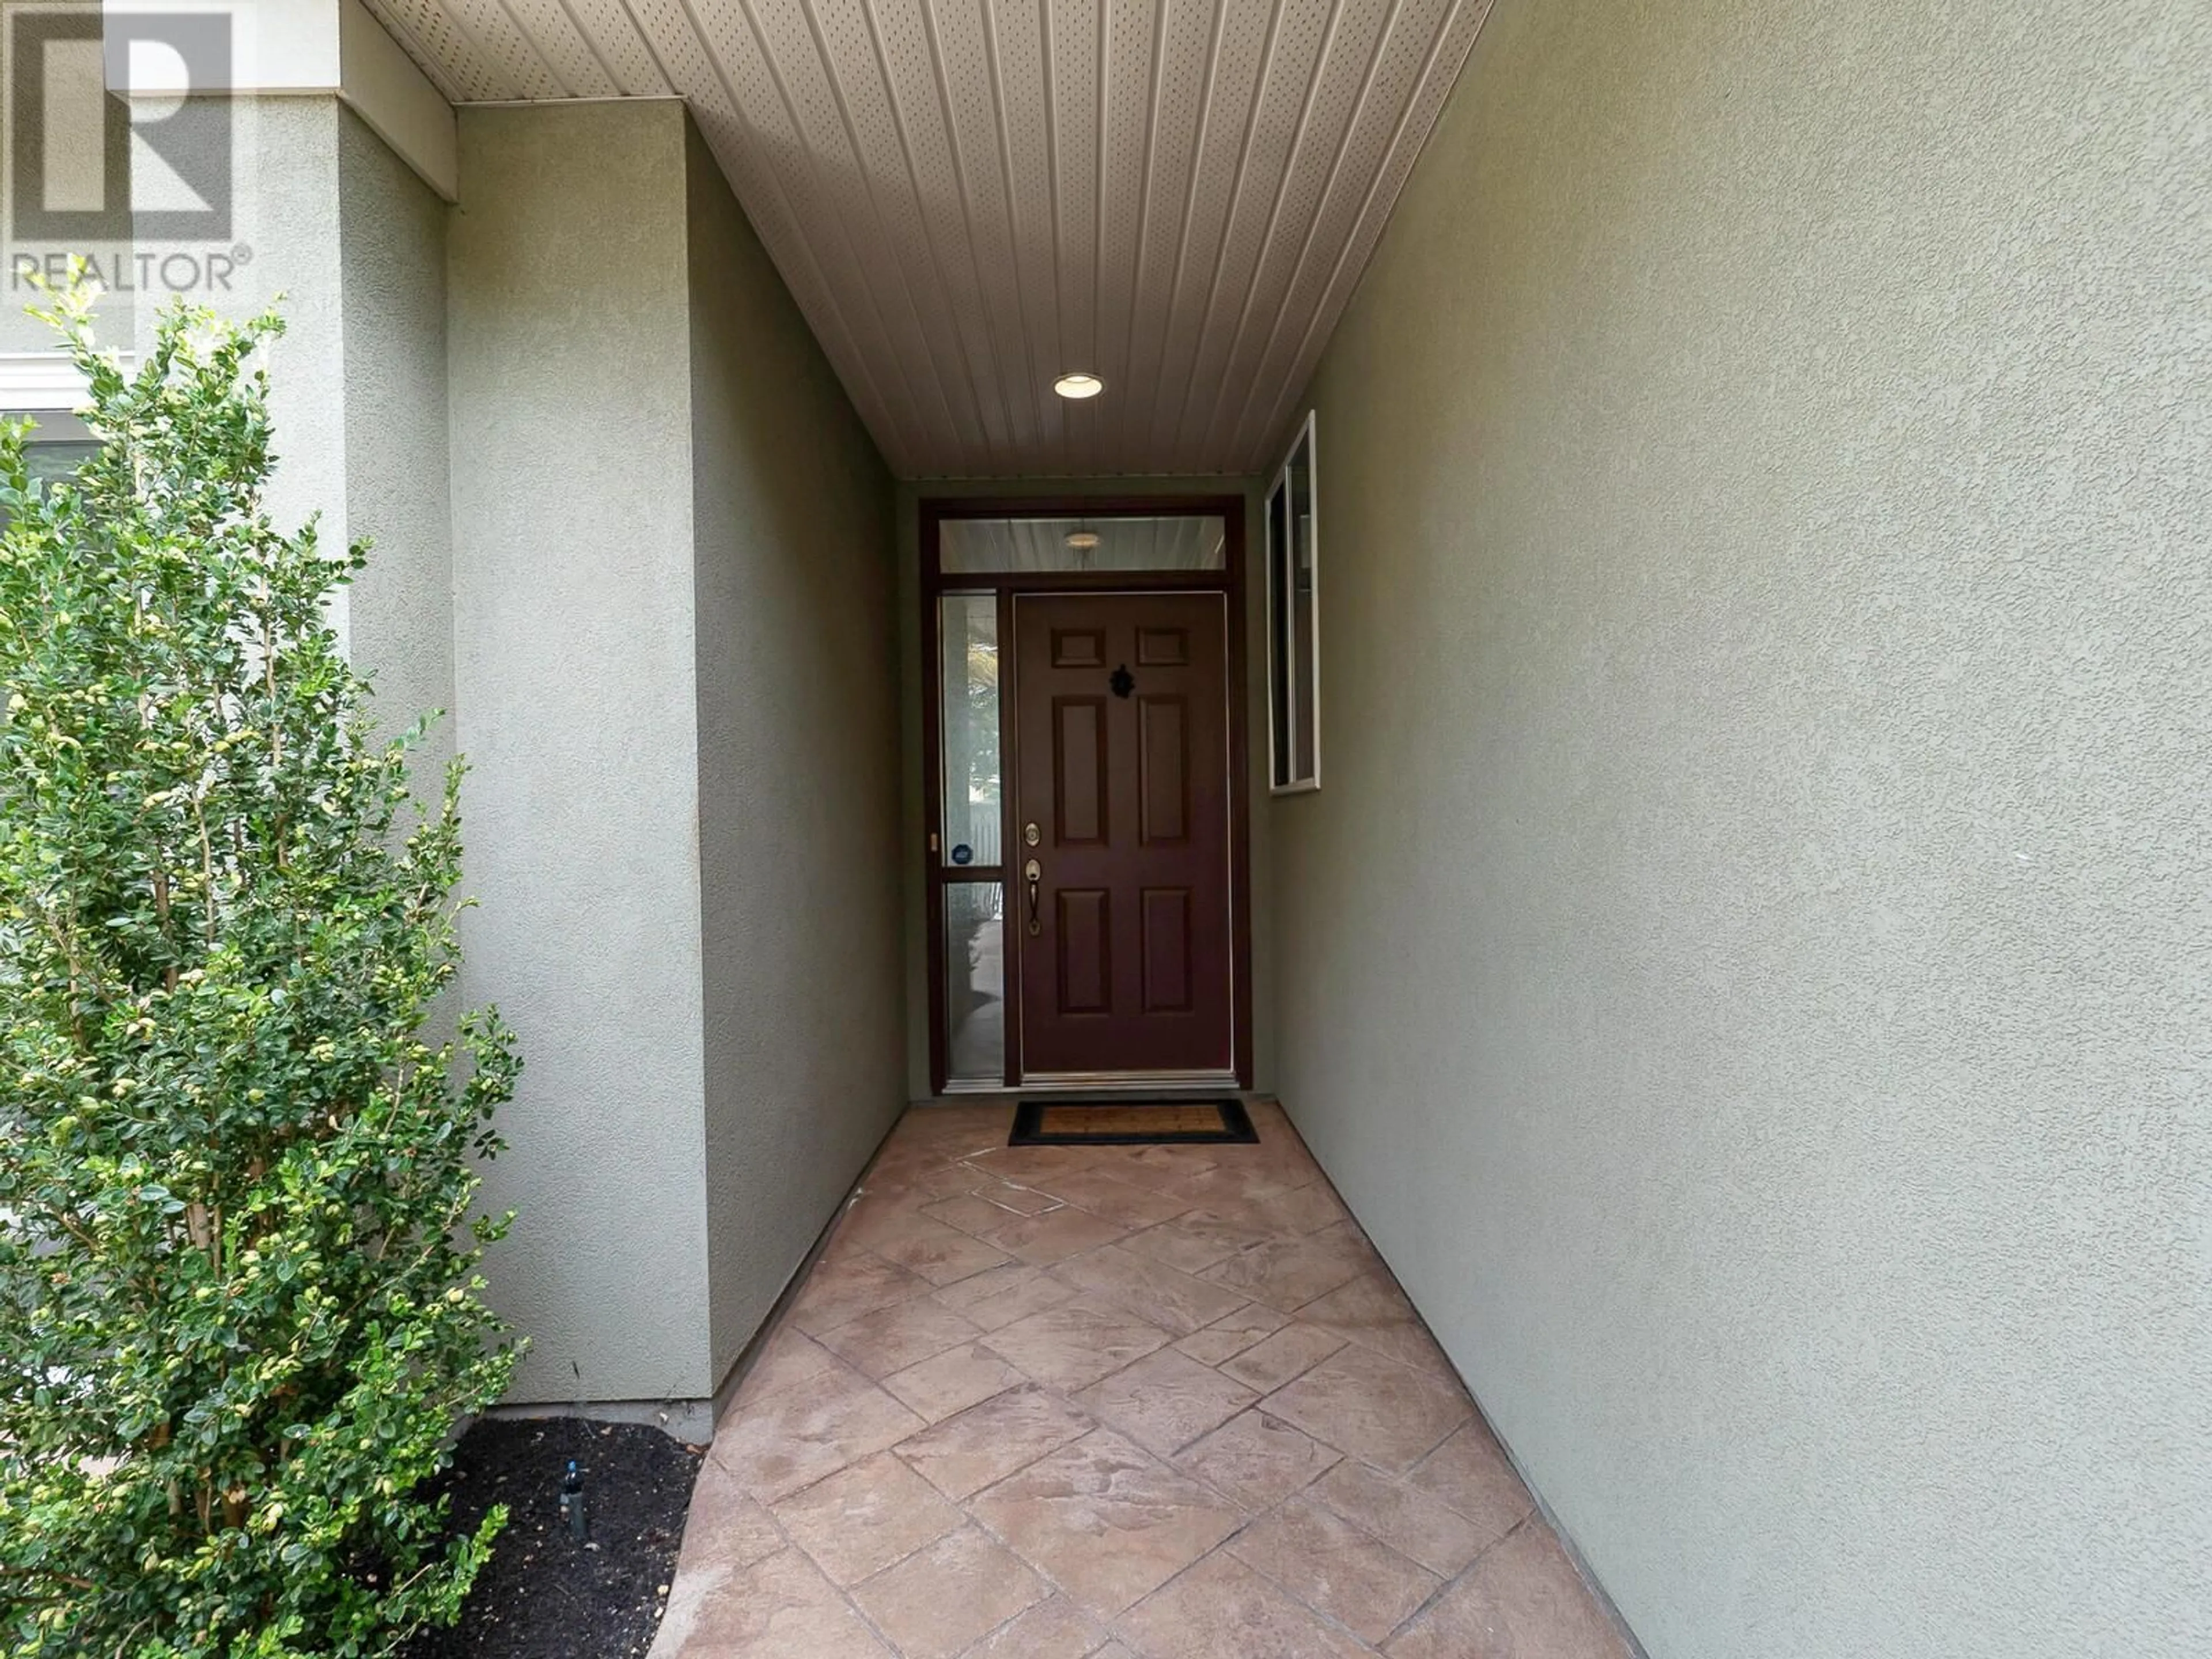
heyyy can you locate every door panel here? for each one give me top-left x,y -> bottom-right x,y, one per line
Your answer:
1137,627 -> 1189,665
1141,888 -> 1194,1013
1052,698 -> 1108,844
1052,628 -> 1105,666
1138,697 -> 1190,844
1015,592 -> 1233,1075
1056,889 -> 1112,1013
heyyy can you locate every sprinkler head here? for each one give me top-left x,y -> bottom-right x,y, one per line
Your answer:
559,1457 -> 588,1542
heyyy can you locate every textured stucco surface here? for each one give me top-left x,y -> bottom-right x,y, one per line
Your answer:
448,104 -> 714,1403
1267,1 -> 2212,1656
895,478 -> 1274,1101
684,116 -> 905,1381
120,98 -> 439,748
160,100 -> 350,620
336,105 -> 453,786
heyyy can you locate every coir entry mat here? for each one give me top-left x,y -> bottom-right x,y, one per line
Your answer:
1009,1099 -> 1259,1146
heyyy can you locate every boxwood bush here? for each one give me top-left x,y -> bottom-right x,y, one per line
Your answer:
0,288 -> 521,1657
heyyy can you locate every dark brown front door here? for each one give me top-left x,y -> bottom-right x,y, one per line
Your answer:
1013,592 -> 1234,1077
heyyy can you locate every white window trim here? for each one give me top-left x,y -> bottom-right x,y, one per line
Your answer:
0,353 -> 106,415
1266,409 -> 1322,795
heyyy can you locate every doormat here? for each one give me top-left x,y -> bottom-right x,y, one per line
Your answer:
1009,1100 -> 1259,1146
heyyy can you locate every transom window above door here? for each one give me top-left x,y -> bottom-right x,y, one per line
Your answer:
939,515 -> 1226,575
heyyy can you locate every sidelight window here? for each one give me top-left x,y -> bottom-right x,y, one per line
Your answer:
937,593 -> 1006,1085
938,594 -> 1001,866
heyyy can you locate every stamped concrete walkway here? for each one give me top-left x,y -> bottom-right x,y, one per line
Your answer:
650,1102 -> 1628,1658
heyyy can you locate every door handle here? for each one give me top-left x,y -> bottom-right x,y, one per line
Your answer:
1024,858 -> 1042,936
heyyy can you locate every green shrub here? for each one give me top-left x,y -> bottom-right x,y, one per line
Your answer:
0,287 -> 521,1656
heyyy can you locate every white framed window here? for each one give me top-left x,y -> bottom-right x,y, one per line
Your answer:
0,357 -> 104,525
1266,411 -> 1320,792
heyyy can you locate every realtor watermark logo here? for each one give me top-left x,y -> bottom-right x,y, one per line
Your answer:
5,3 -> 247,297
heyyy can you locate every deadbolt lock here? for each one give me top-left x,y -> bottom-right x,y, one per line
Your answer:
1024,822 -> 1041,847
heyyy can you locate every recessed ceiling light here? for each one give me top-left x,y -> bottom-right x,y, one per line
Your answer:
1065,531 -> 1101,551
1053,372 -> 1104,399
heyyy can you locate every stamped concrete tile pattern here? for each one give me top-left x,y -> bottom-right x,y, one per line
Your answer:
927,1262 -> 1075,1331
872,1219 -> 1015,1286
1050,1243 -> 1253,1335
669,1547 -> 894,1657
789,1252 -> 934,1338
1172,1407 -> 1342,1509
1032,1165 -> 1196,1228
919,1191 -> 1027,1236
1302,1271 -> 1467,1384
1228,1497 -> 1441,1643
1408,1421 -> 1537,1544
979,1295 -> 1175,1392
960,1594 -> 1110,1658
729,1327 -> 842,1409
1385,1524 -> 1631,1659
1124,1210 -> 1274,1274
1074,1347 -> 1257,1456
849,1525 -> 1046,1658
1200,1228 -> 1372,1310
709,1365 -> 925,1503
1260,1344 -> 1474,1475
1310,1457 -> 1499,1577
880,1342 -> 1028,1423
654,1105 -> 1624,1658
1118,1550 -> 1370,1658
896,1384 -> 1096,1501
969,1429 -> 1241,1616
987,1204 -> 1130,1264
1172,1302 -> 1289,1363
1219,1321 -> 1347,1392
770,1453 -> 961,1585
816,1297 -> 984,1378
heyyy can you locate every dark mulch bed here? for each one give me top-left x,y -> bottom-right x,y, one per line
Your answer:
401,1418 -> 703,1659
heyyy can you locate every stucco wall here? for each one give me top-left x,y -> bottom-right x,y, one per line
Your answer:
120,98 -> 417,713
448,103 -> 714,1403
1268,1 -> 2211,1656
683,118 -> 904,1381
171,99 -> 350,614
337,104 -> 452,786
123,96 -> 452,893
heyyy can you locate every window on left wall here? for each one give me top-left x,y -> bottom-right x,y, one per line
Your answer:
1,343 -> 108,522
0,412 -> 99,527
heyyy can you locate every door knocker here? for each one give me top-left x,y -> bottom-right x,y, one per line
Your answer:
1109,664 -> 1135,698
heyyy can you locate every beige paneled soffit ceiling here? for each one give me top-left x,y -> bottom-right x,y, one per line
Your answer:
363,0 -> 1493,478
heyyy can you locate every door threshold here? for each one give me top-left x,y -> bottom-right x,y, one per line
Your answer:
1016,1071 -> 1241,1093
933,1073 -> 1241,1100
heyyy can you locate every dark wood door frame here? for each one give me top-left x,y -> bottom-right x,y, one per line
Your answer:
921,496 -> 1254,1096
